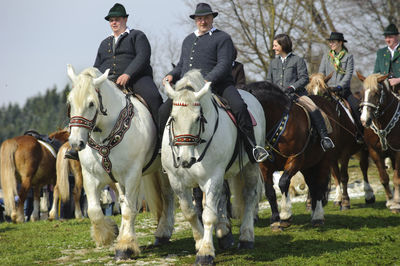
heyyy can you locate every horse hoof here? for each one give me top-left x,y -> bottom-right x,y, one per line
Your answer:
311,219 -> 324,227
114,248 -> 133,260
270,222 -> 282,232
217,230 -> 234,250
154,237 -> 170,246
238,241 -> 254,249
333,201 -> 341,207
390,208 -> 400,214
365,196 -> 376,204
195,255 -> 215,265
280,218 -> 292,228
340,205 -> 350,211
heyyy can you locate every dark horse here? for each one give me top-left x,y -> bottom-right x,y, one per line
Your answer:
307,73 -> 374,209
248,81 -> 339,230
357,72 -> 400,212
0,129 -> 69,223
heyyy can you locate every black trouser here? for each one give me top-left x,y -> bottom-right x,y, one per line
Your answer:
346,93 -> 364,135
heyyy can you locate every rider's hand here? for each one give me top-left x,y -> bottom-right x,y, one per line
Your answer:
116,74 -> 130,87
163,75 -> 173,85
284,86 -> 295,95
389,77 -> 400,87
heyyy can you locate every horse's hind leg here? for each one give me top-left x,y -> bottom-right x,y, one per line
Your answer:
48,185 -> 59,220
359,148 -> 375,204
390,154 -> 400,213
15,178 -> 32,223
331,160 -> 342,207
369,147 -> 393,208
215,179 -> 234,250
30,186 -> 41,221
339,155 -> 351,210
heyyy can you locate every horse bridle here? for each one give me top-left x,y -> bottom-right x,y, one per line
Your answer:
68,88 -> 108,131
168,99 -> 219,167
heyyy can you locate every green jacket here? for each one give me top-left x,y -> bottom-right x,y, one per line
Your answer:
373,45 -> 400,77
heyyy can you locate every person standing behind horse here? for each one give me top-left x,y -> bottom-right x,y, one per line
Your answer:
159,2 -> 268,163
374,23 -> 400,92
266,33 -> 334,151
65,3 -> 163,160
318,32 -> 363,143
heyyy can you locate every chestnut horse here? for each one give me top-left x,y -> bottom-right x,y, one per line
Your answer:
248,82 -> 338,230
49,141 -> 120,220
0,129 -> 69,223
306,73 -> 374,209
357,72 -> 400,212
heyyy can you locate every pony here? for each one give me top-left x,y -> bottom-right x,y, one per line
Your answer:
306,73 -> 374,209
162,70 -> 266,265
247,81 -> 338,230
0,129 -> 69,223
357,72 -> 400,212
66,65 -> 175,260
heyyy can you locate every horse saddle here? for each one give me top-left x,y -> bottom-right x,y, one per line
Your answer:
24,130 -> 63,153
212,94 -> 257,126
295,103 -> 333,134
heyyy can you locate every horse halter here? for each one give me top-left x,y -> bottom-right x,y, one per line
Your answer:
69,88 -> 107,131
169,102 -> 207,146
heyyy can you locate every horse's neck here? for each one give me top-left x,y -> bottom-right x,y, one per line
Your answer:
380,88 -> 399,125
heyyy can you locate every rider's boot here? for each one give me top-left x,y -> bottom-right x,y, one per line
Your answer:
347,94 -> 364,144
309,109 -> 335,151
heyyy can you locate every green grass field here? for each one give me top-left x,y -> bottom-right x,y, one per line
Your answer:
1,159 -> 399,265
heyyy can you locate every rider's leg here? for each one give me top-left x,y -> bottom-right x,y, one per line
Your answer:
298,96 -> 335,151
221,85 -> 269,162
158,99 -> 173,141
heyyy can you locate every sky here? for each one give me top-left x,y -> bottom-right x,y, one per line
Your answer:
0,0 -> 192,107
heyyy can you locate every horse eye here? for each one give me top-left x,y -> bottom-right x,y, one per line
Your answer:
89,102 -> 94,108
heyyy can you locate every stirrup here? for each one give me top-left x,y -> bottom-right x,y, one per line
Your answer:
320,137 -> 335,152
253,146 -> 270,163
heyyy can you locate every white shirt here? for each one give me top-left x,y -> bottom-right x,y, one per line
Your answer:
280,52 -> 292,63
113,27 -> 130,44
194,27 -> 216,37
388,43 -> 399,58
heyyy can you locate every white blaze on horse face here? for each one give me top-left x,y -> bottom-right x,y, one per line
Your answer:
360,89 -> 371,126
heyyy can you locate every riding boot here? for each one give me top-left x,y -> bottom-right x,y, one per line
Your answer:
238,108 -> 270,163
346,94 -> 364,144
309,109 -> 335,151
64,148 -> 79,161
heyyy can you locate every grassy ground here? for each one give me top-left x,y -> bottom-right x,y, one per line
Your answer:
1,159 -> 399,265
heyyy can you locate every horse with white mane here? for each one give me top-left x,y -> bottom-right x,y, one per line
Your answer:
67,65 -> 174,260
162,69 -> 265,265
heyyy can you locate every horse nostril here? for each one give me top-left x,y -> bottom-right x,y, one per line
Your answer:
78,141 -> 85,149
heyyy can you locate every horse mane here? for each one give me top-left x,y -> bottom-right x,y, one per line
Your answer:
246,81 -> 290,109
364,73 -> 383,92
306,73 -> 329,95
67,67 -> 102,109
49,128 -> 69,142
174,69 -> 207,103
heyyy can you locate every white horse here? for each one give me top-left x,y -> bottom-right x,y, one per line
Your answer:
67,65 -> 174,260
162,70 -> 266,265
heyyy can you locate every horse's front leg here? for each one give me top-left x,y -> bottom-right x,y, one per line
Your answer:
114,172 -> 142,260
84,174 -> 117,247
331,160 -> 342,207
278,170 -> 295,227
359,148 -> 375,204
390,155 -> 400,213
260,164 -> 281,231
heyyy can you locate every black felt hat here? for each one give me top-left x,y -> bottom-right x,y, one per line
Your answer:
105,3 -> 129,21
383,23 -> 399,36
326,32 -> 347,42
189,3 -> 218,19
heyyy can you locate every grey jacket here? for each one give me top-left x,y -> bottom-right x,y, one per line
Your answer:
318,52 -> 354,89
266,53 -> 309,95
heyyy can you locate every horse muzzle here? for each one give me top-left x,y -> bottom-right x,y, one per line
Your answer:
179,157 -> 197,168
70,140 -> 86,151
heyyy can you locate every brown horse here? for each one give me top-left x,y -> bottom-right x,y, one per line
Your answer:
49,141 -> 120,220
307,73 -> 374,209
0,129 -> 69,223
357,72 -> 400,212
248,81 -> 339,230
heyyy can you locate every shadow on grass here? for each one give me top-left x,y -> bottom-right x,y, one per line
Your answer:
0,223 -> 17,233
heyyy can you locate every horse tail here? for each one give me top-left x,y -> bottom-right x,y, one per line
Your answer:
0,139 -> 18,216
56,143 -> 70,202
142,172 -> 163,220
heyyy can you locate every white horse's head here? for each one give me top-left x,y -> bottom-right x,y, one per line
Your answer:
67,64 -> 110,151
306,72 -> 332,96
164,69 -> 211,168
358,72 -> 389,127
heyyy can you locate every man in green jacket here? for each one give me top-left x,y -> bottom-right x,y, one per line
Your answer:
374,23 -> 400,89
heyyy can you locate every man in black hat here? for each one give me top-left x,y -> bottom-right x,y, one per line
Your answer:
159,2 -> 269,163
374,23 -> 400,89
66,3 -> 162,160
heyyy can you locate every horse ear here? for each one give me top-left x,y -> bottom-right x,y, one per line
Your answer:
377,74 -> 389,83
194,82 -> 211,100
164,82 -> 178,99
93,69 -> 110,87
67,64 -> 78,83
356,71 -> 366,82
324,72 -> 333,83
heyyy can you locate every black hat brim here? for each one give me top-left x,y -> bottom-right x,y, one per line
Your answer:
105,14 -> 129,21
190,12 -> 218,19
326,38 -> 347,43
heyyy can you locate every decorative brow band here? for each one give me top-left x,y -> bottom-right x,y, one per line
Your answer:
173,102 -> 201,106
